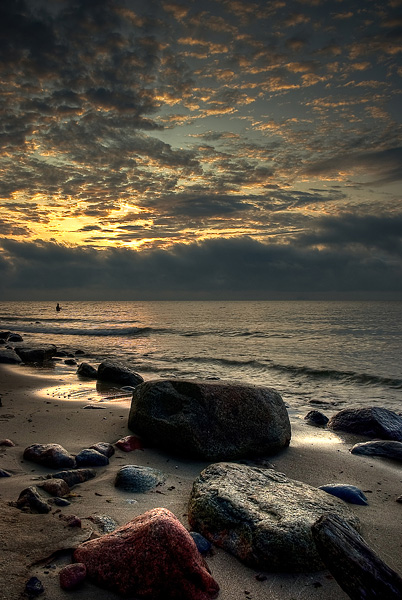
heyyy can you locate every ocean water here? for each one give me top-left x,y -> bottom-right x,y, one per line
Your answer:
0,300 -> 401,417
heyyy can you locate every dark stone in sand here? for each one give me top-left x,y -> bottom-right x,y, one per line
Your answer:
7,333 -> 23,342
188,462 -> 360,572
304,410 -> 329,427
328,407 -> 402,441
77,362 -> 98,378
88,514 -> 119,534
129,379 -> 291,460
318,484 -> 368,505
23,443 -> 76,469
0,468 -> 11,477
97,360 -> 144,387
50,468 -> 96,487
53,497 -> 71,506
16,486 -> 51,513
14,344 -> 57,363
64,358 -> 77,366
75,448 -> 109,467
25,576 -> 44,596
0,331 -> 11,340
0,438 -> 15,446
190,532 -> 212,555
114,465 -> 166,492
350,440 -> 402,461
40,478 -> 70,497
0,348 -> 22,364
73,507 -> 220,599
89,442 -> 115,457
59,563 -> 87,590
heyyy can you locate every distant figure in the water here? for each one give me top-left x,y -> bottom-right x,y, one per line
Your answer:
56,303 -> 61,312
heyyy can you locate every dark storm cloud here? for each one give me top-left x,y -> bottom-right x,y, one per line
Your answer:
1,212 -> 401,299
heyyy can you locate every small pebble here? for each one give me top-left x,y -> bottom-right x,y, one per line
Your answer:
25,576 -> 44,596
59,563 -> 87,590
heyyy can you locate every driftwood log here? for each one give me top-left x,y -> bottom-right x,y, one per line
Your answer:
312,513 -> 402,600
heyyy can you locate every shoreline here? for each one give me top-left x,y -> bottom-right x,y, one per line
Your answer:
1,363 -> 401,600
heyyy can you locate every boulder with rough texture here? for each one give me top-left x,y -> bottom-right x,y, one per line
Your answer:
328,407 -> 402,441
23,443 -> 76,469
188,462 -> 360,572
350,440 -> 402,461
129,379 -> 291,460
73,507 -> 219,599
77,362 -> 98,378
114,465 -> 166,492
97,360 -> 144,387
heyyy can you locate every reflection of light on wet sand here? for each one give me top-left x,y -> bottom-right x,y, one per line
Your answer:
40,381 -> 132,407
290,424 -> 344,448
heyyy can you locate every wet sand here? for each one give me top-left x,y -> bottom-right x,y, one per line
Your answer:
0,364 -> 401,600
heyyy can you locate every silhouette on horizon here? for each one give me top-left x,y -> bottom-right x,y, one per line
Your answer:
56,303 -> 61,312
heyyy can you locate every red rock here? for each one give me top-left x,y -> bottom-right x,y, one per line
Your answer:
115,434 -> 144,452
59,563 -> 87,590
41,478 -> 70,497
73,507 -> 219,599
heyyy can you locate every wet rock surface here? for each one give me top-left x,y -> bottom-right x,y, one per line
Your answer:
350,440 -> 402,461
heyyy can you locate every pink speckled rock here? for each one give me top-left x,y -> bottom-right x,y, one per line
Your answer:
59,563 -> 87,590
115,434 -> 144,452
73,507 -> 219,599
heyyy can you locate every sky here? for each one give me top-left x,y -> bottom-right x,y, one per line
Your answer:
0,0 -> 401,300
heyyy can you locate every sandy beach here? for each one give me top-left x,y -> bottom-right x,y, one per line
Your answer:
1,363 -> 401,600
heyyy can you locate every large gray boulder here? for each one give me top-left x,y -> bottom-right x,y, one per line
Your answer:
128,379 -> 291,460
97,360 -> 144,387
328,407 -> 402,441
188,462 -> 360,572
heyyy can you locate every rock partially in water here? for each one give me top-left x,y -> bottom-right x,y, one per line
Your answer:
129,378 -> 291,460
73,507 -> 220,599
114,465 -> 166,492
77,362 -> 98,379
328,407 -> 402,441
14,344 -> 57,363
97,360 -> 144,387
188,462 -> 360,572
318,484 -> 368,505
0,348 -> 22,364
23,443 -> 76,469
350,440 -> 402,461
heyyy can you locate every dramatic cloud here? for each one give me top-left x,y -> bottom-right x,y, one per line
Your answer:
0,0 -> 401,298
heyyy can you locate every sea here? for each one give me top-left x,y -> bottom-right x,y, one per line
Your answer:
0,300 -> 401,418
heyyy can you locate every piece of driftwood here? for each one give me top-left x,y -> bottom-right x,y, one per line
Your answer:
312,513 -> 402,600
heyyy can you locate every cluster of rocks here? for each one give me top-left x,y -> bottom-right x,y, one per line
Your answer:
304,406 -> 402,462
0,331 -> 85,366
2,365 -> 402,598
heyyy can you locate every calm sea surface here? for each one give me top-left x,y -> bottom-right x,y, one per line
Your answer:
0,301 -> 401,417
